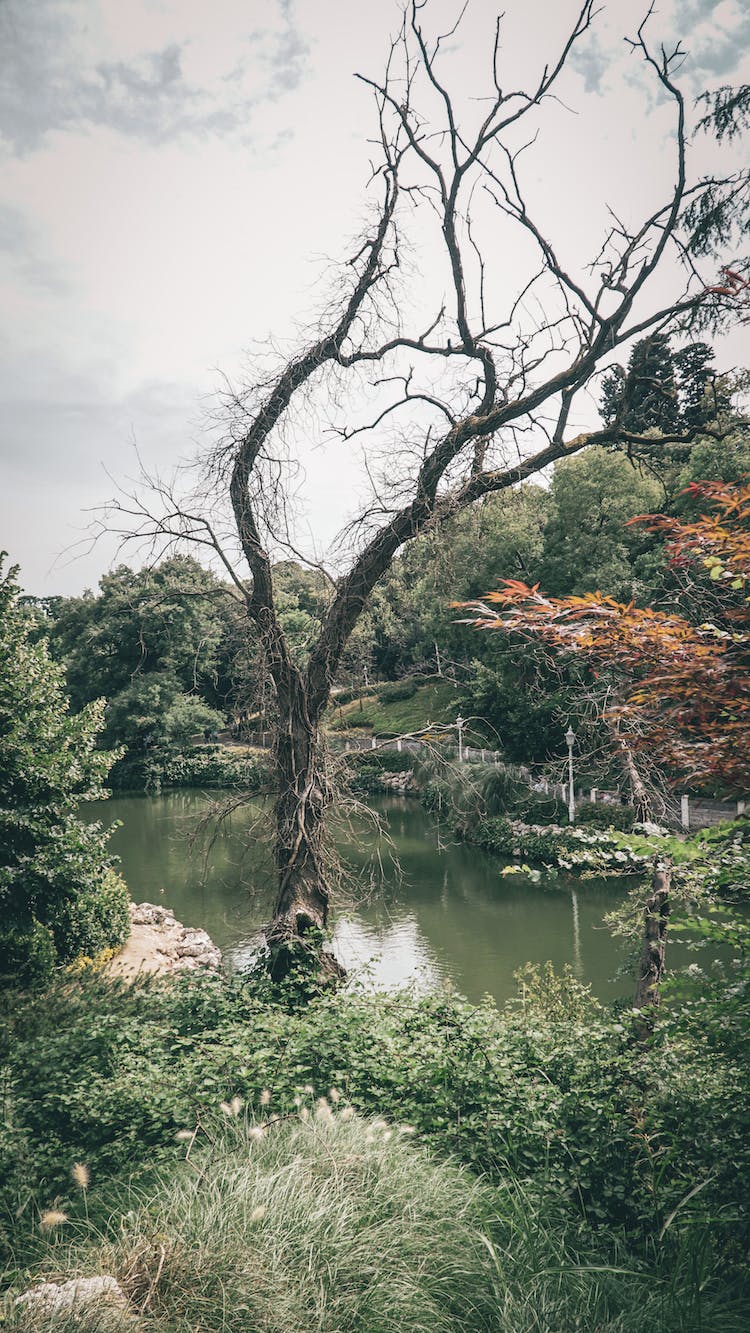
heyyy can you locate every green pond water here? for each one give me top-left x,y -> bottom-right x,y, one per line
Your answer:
84,791 -> 648,1006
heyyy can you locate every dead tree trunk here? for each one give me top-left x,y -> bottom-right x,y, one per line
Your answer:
266,688 -> 341,981
634,862 -> 671,1021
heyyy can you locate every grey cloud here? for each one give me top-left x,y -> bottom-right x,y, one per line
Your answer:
570,35 -> 609,95
570,1 -> 750,99
673,1 -> 750,80
0,357 -> 196,480
0,347 -> 203,591
0,204 -> 70,292
0,0 -> 311,154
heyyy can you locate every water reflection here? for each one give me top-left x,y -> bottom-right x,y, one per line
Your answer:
85,791 -> 635,1005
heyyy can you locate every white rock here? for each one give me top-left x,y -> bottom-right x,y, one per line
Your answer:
15,1275 -> 128,1317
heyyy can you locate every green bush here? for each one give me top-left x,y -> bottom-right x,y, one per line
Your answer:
377,677 -> 419,702
3,967 -> 749,1324
0,922 -> 55,990
577,800 -> 636,832
509,790 -> 569,824
5,1125 -> 747,1331
330,683 -> 380,707
3,961 -> 749,1261
345,748 -> 415,793
462,813 -> 649,875
71,1115 -> 498,1332
109,747 -> 268,794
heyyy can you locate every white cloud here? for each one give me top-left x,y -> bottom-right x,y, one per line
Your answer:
0,0 -> 311,155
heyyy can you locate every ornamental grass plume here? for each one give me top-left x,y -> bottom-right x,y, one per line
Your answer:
259,1089 -> 271,1106
219,1096 -> 244,1118
71,1163 -> 90,1191
39,1209 -> 68,1230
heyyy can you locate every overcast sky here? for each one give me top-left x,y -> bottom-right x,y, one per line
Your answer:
1,0 -> 748,596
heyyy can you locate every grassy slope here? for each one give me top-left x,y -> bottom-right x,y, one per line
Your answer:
327,679 -> 461,736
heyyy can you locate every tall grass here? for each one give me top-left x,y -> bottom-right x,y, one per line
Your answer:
5,1108 -> 746,1332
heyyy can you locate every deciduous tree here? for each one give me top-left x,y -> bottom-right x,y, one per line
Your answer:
459,481 -> 750,797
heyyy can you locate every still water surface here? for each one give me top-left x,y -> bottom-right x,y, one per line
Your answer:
84,792 -> 645,1005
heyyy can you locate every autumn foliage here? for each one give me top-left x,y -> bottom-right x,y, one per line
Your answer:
459,481 -> 750,791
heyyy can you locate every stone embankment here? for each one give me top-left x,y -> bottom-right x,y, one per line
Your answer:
379,770 -> 418,794
107,901 -> 222,980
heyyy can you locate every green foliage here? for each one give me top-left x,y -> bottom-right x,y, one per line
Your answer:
2,961 -> 749,1304
577,801 -> 637,832
19,1115 -> 500,1332
47,558 -> 231,718
109,746 -> 268,795
458,650 -> 595,765
468,815 -> 650,875
344,748 -> 415,793
539,448 -> 663,602
0,558 -> 129,986
6,1111 -> 747,1333
376,677 -> 419,702
363,484 -> 549,680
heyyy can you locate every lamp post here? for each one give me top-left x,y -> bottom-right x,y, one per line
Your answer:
456,715 -> 465,763
565,725 -> 576,824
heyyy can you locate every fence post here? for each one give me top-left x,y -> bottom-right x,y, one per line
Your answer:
738,800 -> 746,816
481,749 -> 486,763
680,794 -> 690,831
397,738 -> 402,752
590,788 -> 597,803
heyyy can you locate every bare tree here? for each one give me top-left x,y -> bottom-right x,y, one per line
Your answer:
109,2 -> 743,978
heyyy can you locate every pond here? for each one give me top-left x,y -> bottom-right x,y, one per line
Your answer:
85,791 -> 647,1006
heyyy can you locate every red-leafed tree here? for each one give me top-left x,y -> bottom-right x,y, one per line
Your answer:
459,481 -> 750,801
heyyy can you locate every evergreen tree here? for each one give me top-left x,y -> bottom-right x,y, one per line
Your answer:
600,334 -> 679,434
0,557 -> 129,986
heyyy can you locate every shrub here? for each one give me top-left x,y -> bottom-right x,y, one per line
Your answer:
345,749 -> 414,791
3,976 -> 749,1326
377,678 -> 419,702
108,747 -> 268,794
577,800 -> 636,832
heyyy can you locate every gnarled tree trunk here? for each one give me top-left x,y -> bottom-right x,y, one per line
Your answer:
634,862 -> 671,1034
266,694 -> 340,980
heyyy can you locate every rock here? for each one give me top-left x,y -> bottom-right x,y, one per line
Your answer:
106,903 -> 222,980
15,1275 -> 129,1319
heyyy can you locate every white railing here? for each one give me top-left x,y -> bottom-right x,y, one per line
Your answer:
206,730 -> 747,830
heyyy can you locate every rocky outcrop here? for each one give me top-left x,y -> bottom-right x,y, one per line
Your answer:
106,902 -> 222,979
